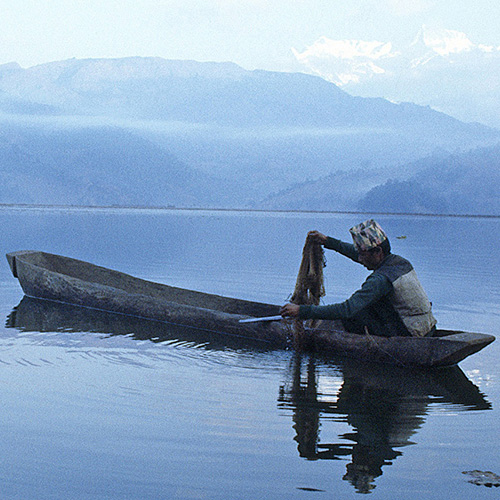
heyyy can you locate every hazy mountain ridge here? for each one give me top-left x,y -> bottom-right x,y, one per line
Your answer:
358,144 -> 500,215
0,57 -> 499,213
0,125 -> 230,206
0,57 -> 495,131
263,145 -> 500,215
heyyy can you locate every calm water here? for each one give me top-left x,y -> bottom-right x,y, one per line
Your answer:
0,207 -> 498,499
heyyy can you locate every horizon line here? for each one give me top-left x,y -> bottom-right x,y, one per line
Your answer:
1,203 -> 498,220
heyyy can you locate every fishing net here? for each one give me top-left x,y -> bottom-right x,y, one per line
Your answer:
290,233 -> 326,346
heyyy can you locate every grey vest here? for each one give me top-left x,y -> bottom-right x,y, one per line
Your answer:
376,254 -> 437,337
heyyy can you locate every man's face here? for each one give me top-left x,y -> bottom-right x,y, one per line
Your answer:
357,247 -> 384,270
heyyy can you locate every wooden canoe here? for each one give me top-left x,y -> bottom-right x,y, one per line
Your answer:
6,250 -> 495,367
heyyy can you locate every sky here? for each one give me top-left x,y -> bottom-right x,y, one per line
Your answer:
1,0 -> 499,126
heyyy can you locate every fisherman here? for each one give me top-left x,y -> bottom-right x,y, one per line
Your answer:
280,219 -> 437,337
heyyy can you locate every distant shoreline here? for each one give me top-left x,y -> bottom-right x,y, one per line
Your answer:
1,203 -> 498,219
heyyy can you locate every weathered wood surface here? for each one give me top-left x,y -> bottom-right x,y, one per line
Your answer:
6,250 -> 495,367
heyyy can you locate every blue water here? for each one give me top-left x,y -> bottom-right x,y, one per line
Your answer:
0,207 -> 498,499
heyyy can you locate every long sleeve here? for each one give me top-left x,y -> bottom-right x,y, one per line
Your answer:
299,272 -> 392,320
324,237 -> 359,263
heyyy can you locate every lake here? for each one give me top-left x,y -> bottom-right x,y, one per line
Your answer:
0,206 -> 498,499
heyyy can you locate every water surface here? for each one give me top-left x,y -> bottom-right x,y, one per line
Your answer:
0,207 -> 498,499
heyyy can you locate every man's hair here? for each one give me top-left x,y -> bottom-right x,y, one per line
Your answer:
367,238 -> 391,256
379,238 -> 391,256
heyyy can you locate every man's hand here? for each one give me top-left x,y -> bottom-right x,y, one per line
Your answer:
307,230 -> 327,245
280,303 -> 300,318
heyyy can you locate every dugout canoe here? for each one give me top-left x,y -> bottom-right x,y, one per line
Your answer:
6,250 -> 495,367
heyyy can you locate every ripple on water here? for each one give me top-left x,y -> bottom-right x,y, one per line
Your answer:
0,326 -> 292,377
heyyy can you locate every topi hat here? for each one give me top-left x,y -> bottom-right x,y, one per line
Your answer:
349,219 -> 387,251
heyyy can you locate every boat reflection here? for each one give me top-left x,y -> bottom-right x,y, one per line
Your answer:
278,353 -> 491,494
5,296 -> 274,351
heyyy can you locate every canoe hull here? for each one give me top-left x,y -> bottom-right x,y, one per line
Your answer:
6,250 -> 289,346
6,250 -> 495,367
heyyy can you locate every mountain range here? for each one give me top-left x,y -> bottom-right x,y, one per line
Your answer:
293,26 -> 500,129
0,57 -> 499,214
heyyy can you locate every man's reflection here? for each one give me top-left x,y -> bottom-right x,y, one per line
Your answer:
279,353 -> 490,494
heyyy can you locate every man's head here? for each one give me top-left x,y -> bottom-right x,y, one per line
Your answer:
350,219 -> 391,269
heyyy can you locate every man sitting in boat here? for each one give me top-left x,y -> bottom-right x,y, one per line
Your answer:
280,219 -> 437,337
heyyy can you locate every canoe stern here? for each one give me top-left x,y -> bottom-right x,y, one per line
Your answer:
306,327 -> 495,367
